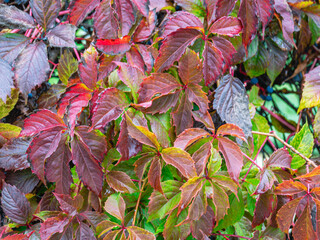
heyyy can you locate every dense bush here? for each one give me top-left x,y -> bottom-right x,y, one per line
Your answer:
0,0 -> 320,239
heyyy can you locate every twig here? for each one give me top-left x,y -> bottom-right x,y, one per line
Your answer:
132,178 -> 147,226
261,106 -> 296,132
242,152 -> 263,171
252,131 -> 317,168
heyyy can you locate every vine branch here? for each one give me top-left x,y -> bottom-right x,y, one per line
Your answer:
252,131 -> 317,168
132,178 -> 147,227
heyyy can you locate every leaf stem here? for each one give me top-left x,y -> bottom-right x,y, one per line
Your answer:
132,178 -> 147,227
252,131 -> 317,168
261,105 -> 296,132
241,152 -> 263,171
212,232 -> 251,239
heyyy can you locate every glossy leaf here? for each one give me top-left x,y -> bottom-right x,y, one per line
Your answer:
212,36 -> 236,72
14,41 -> 50,96
298,65 -> 320,111
154,28 -> 201,72
54,193 -> 82,216
30,0 -> 61,31
274,180 -> 307,195
71,135 -> 103,196
148,156 -> 163,194
76,222 -> 96,240
69,0 -> 100,26
106,171 -> 138,193
0,33 -> 29,65
216,123 -> 246,142
148,180 -> 182,221
0,138 -> 30,171
238,0 -> 258,49
256,0 -> 274,35
1,183 -> 31,224
244,44 -> 269,78
265,148 -> 292,168
174,128 -> 211,150
172,92 -> 193,135
78,46 -> 98,90
254,169 -> 276,194
218,137 -> 243,182
213,74 -> 252,138
202,40 -> 223,85
161,147 -> 197,179
138,73 -> 180,103
133,10 -> 156,42
20,109 -> 66,137
127,226 -> 156,240
5,169 -> 39,194
40,214 -> 70,240
0,4 -> 35,30
46,24 -> 76,48
193,142 -> 212,175
209,16 -> 242,37
104,194 -> 125,222
130,0 -> 149,17
252,191 -> 275,228
0,59 -> 14,102
96,36 -> 131,56
91,88 -> 130,129
57,49 -> 78,85
114,0 -> 135,36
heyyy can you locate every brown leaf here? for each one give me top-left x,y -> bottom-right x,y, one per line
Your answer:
104,194 -> 126,222
106,171 -> 138,193
148,156 -> 163,194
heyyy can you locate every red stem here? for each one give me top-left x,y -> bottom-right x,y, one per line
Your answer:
261,105 -> 296,132
74,47 -> 81,61
267,138 -> 277,151
59,10 -> 70,16
242,152 -> 263,171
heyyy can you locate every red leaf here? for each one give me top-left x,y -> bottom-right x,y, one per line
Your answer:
179,49 -> 202,85
133,10 -> 156,42
215,0 -> 237,20
106,171 -> 138,193
0,4 -> 35,31
265,148 -> 292,168
45,134 -> 72,195
135,44 -> 154,73
126,46 -> 146,72
216,124 -> 246,142
0,59 -> 14,102
154,28 -> 202,72
93,0 -> 119,39
116,118 -> 142,161
76,222 -> 96,240
190,206 -> 215,240
202,40 -> 223,85
1,183 -> 31,224
161,147 -> 197,179
125,113 -> 161,149
296,165 -> 320,183
0,138 -> 30,171
69,0 -> 100,26
185,189 -> 207,222
256,0 -> 274,36
98,54 -> 121,80
218,137 -> 243,182
96,36 -> 131,56
161,11 -> 203,38
212,36 -> 236,71
117,62 -> 145,96
104,194 -> 126,222
114,0 -> 135,36
54,193 -> 83,216
14,41 -> 50,96
193,142 -> 212,176
30,0 -> 61,31
174,128 -> 211,150
254,169 -> 276,194
2,234 -> 28,240
127,226 -> 156,240
134,154 -> 153,182
71,136 -> 103,196
27,128 -> 63,183
292,204 -> 317,240
138,73 -> 181,103
148,156 -> 163,194
252,191 -> 275,228
57,83 -> 92,118
91,88 -> 130,129
276,196 -> 303,233
274,180 -> 307,195
79,46 -> 98,89
40,214 -> 70,240
46,24 -> 76,48
20,109 -> 66,137
211,181 -> 229,223
212,74 -> 252,138
238,0 -> 258,50
192,110 -> 215,132
274,0 -> 295,46
178,177 -> 205,212
172,92 -> 193,135
0,33 -> 29,65
209,16 -> 242,37
130,0 -> 149,17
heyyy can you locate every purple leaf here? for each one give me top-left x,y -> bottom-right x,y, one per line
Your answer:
0,59 -> 14,102
76,222 -> 96,240
1,183 -> 31,224
46,24 -> 77,48
14,41 -> 50,96
0,4 -> 35,30
69,0 -> 100,26
30,0 -> 61,31
5,169 -> 39,194
0,33 -> 29,65
209,16 -> 242,37
40,214 -> 70,240
79,46 -> 98,89
114,0 -> 135,36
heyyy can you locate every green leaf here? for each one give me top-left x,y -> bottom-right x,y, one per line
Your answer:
314,107 -> 320,140
248,86 -> 264,107
251,113 -> 270,158
0,88 -> 19,119
207,148 -> 222,177
0,123 -> 21,140
57,49 -> 78,85
214,190 -> 244,231
104,194 -> 126,222
289,123 -> 314,169
244,44 -> 269,78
